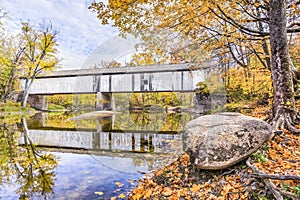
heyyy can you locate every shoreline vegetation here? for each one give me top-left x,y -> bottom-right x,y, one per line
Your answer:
0,101 -> 37,118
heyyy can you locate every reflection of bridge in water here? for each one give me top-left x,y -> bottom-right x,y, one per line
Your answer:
20,129 -> 184,172
20,129 -> 183,154
20,113 -> 185,157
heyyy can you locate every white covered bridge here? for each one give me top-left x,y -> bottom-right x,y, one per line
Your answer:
21,63 -> 218,110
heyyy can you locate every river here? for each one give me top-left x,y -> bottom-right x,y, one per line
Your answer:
0,110 -> 195,199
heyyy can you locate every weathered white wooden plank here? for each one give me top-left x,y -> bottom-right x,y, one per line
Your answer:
36,63 -> 201,78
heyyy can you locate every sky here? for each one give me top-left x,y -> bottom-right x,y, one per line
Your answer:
2,0 -> 139,70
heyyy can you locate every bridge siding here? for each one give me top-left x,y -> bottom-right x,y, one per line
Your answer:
27,70 -> 205,94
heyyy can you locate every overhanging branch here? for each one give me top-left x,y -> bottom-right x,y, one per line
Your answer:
210,5 -> 269,37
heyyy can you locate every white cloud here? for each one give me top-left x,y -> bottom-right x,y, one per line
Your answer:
2,0 -> 124,69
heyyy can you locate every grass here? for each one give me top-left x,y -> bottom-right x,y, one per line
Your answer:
47,103 -> 67,111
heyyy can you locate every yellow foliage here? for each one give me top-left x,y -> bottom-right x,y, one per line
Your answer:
225,64 -> 272,102
118,193 -> 126,199
94,191 -> 104,196
89,0 -> 300,111
290,35 -> 300,67
115,181 -> 124,187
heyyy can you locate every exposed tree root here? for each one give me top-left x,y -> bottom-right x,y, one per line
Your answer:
246,158 -> 299,200
267,110 -> 300,135
250,173 -> 300,181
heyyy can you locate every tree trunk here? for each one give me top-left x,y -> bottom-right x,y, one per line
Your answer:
21,78 -> 34,107
21,88 -> 30,107
1,65 -> 17,100
269,0 -> 300,132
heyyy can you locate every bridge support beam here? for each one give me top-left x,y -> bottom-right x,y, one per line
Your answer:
27,95 -> 48,110
96,92 -> 115,110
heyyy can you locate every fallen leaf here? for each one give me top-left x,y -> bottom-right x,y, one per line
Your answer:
190,184 -> 203,193
115,182 -> 124,187
162,187 -> 173,196
94,191 -> 103,196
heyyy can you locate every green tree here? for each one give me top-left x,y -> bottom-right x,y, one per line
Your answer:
19,22 -> 59,107
90,0 -> 300,133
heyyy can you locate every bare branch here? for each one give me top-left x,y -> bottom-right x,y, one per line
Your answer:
236,2 -> 269,23
287,22 -> 300,28
250,45 -> 269,69
209,5 -> 269,37
287,28 -> 300,33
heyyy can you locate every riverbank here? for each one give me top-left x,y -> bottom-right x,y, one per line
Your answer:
127,105 -> 300,200
0,101 -> 38,124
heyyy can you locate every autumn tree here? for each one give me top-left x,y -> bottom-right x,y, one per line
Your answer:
0,35 -> 26,100
90,0 -> 300,133
19,22 -> 59,107
0,5 -> 20,100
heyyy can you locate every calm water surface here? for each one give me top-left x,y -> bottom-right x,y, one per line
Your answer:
0,110 -> 195,199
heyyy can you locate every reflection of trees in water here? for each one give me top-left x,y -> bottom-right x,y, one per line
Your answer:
160,113 -> 181,131
128,111 -> 167,131
130,111 -> 151,126
0,119 -> 58,199
27,112 -> 76,129
129,92 -> 180,108
127,111 -> 193,132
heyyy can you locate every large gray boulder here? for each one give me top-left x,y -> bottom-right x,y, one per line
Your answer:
184,112 -> 272,170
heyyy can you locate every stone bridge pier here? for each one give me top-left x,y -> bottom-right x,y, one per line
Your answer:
28,95 -> 48,110
96,92 -> 115,110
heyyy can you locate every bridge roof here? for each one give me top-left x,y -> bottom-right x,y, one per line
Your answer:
37,63 -> 205,78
